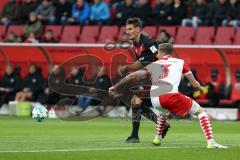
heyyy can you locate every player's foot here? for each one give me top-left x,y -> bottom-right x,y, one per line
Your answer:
152,136 -> 162,146
125,136 -> 140,143
207,142 -> 228,148
162,123 -> 170,139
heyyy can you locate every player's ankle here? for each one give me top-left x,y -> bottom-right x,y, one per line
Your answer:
155,135 -> 162,140
207,139 -> 215,144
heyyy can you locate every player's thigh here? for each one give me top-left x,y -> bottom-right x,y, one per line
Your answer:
131,95 -> 142,106
189,100 -> 205,116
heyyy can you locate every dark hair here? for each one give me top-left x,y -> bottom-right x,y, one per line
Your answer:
126,17 -> 142,29
159,29 -> 170,38
158,43 -> 173,55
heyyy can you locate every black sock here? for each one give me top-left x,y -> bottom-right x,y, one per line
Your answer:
130,106 -> 142,138
141,104 -> 157,124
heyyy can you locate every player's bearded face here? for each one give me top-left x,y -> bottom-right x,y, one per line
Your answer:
126,25 -> 140,40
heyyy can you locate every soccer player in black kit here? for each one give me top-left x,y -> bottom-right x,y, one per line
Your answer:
120,17 -> 170,143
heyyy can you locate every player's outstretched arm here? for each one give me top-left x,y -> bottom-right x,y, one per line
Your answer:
185,73 -> 204,92
109,69 -> 148,95
120,61 -> 143,76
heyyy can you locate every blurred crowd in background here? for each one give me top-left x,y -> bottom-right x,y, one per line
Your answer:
0,0 -> 240,43
1,62 -> 239,109
0,0 -> 240,109
0,64 -> 112,109
1,0 -> 240,27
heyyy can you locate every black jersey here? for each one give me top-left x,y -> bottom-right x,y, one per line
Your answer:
132,34 -> 158,65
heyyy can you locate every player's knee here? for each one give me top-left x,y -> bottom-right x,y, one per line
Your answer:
195,107 -> 205,115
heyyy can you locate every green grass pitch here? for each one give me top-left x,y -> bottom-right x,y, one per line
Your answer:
0,116 -> 239,160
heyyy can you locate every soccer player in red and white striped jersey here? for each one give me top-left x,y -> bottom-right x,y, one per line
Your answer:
109,43 -> 227,148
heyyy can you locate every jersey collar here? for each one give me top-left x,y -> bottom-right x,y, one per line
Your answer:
160,55 -> 172,60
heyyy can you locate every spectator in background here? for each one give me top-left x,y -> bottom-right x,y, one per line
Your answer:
157,29 -> 174,44
179,77 -> 195,98
0,64 -> 22,108
133,0 -> 151,26
41,29 -> 58,43
52,0 -> 72,25
235,70 -> 240,83
200,68 -> 225,106
90,0 -> 110,25
64,65 -> 87,105
66,66 -> 85,86
0,0 -> 19,26
181,0 -> 209,29
151,0 -> 172,25
209,68 -> 225,98
168,0 -> 186,25
19,0 -> 39,23
68,0 -> 90,25
24,32 -> 39,43
35,0 -> 55,24
4,31 -> 22,43
77,66 -> 111,110
210,0 -> 228,27
113,0 -> 135,26
37,65 -> 61,106
15,64 -> 43,102
108,0 -> 121,8
24,12 -> 42,37
222,0 -> 240,29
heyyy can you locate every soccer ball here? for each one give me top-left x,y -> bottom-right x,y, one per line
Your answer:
32,104 -> 48,122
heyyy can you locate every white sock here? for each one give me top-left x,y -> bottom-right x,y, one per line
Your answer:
198,112 -> 215,144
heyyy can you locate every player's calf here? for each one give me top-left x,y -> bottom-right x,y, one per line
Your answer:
153,114 -> 167,145
191,101 -> 228,148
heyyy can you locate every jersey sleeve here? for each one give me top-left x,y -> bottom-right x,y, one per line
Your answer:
138,41 -> 158,65
182,61 -> 192,75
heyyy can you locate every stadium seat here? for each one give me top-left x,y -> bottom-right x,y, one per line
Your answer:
233,28 -> 240,45
45,25 -> 62,40
0,25 -> 6,42
60,26 -> 80,43
0,53 -> 5,75
151,0 -> 157,7
194,27 -> 215,44
213,27 -> 234,45
0,0 -> 8,11
7,25 -> 25,37
97,26 -> 118,43
175,27 -> 195,44
79,26 -> 99,43
158,26 -> 177,37
229,69 -> 240,100
142,26 -> 157,38
103,0 -> 111,3
118,26 -> 127,41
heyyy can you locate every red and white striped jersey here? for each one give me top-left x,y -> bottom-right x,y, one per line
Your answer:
146,55 -> 191,95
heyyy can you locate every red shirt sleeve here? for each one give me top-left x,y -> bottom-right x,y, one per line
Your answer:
182,61 -> 191,75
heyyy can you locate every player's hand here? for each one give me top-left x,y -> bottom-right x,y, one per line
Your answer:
109,86 -> 123,98
120,65 -> 128,77
108,86 -> 116,96
199,86 -> 208,94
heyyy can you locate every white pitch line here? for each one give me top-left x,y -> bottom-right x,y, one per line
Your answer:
0,141 -> 238,147
0,146 -> 205,153
0,144 -> 238,153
